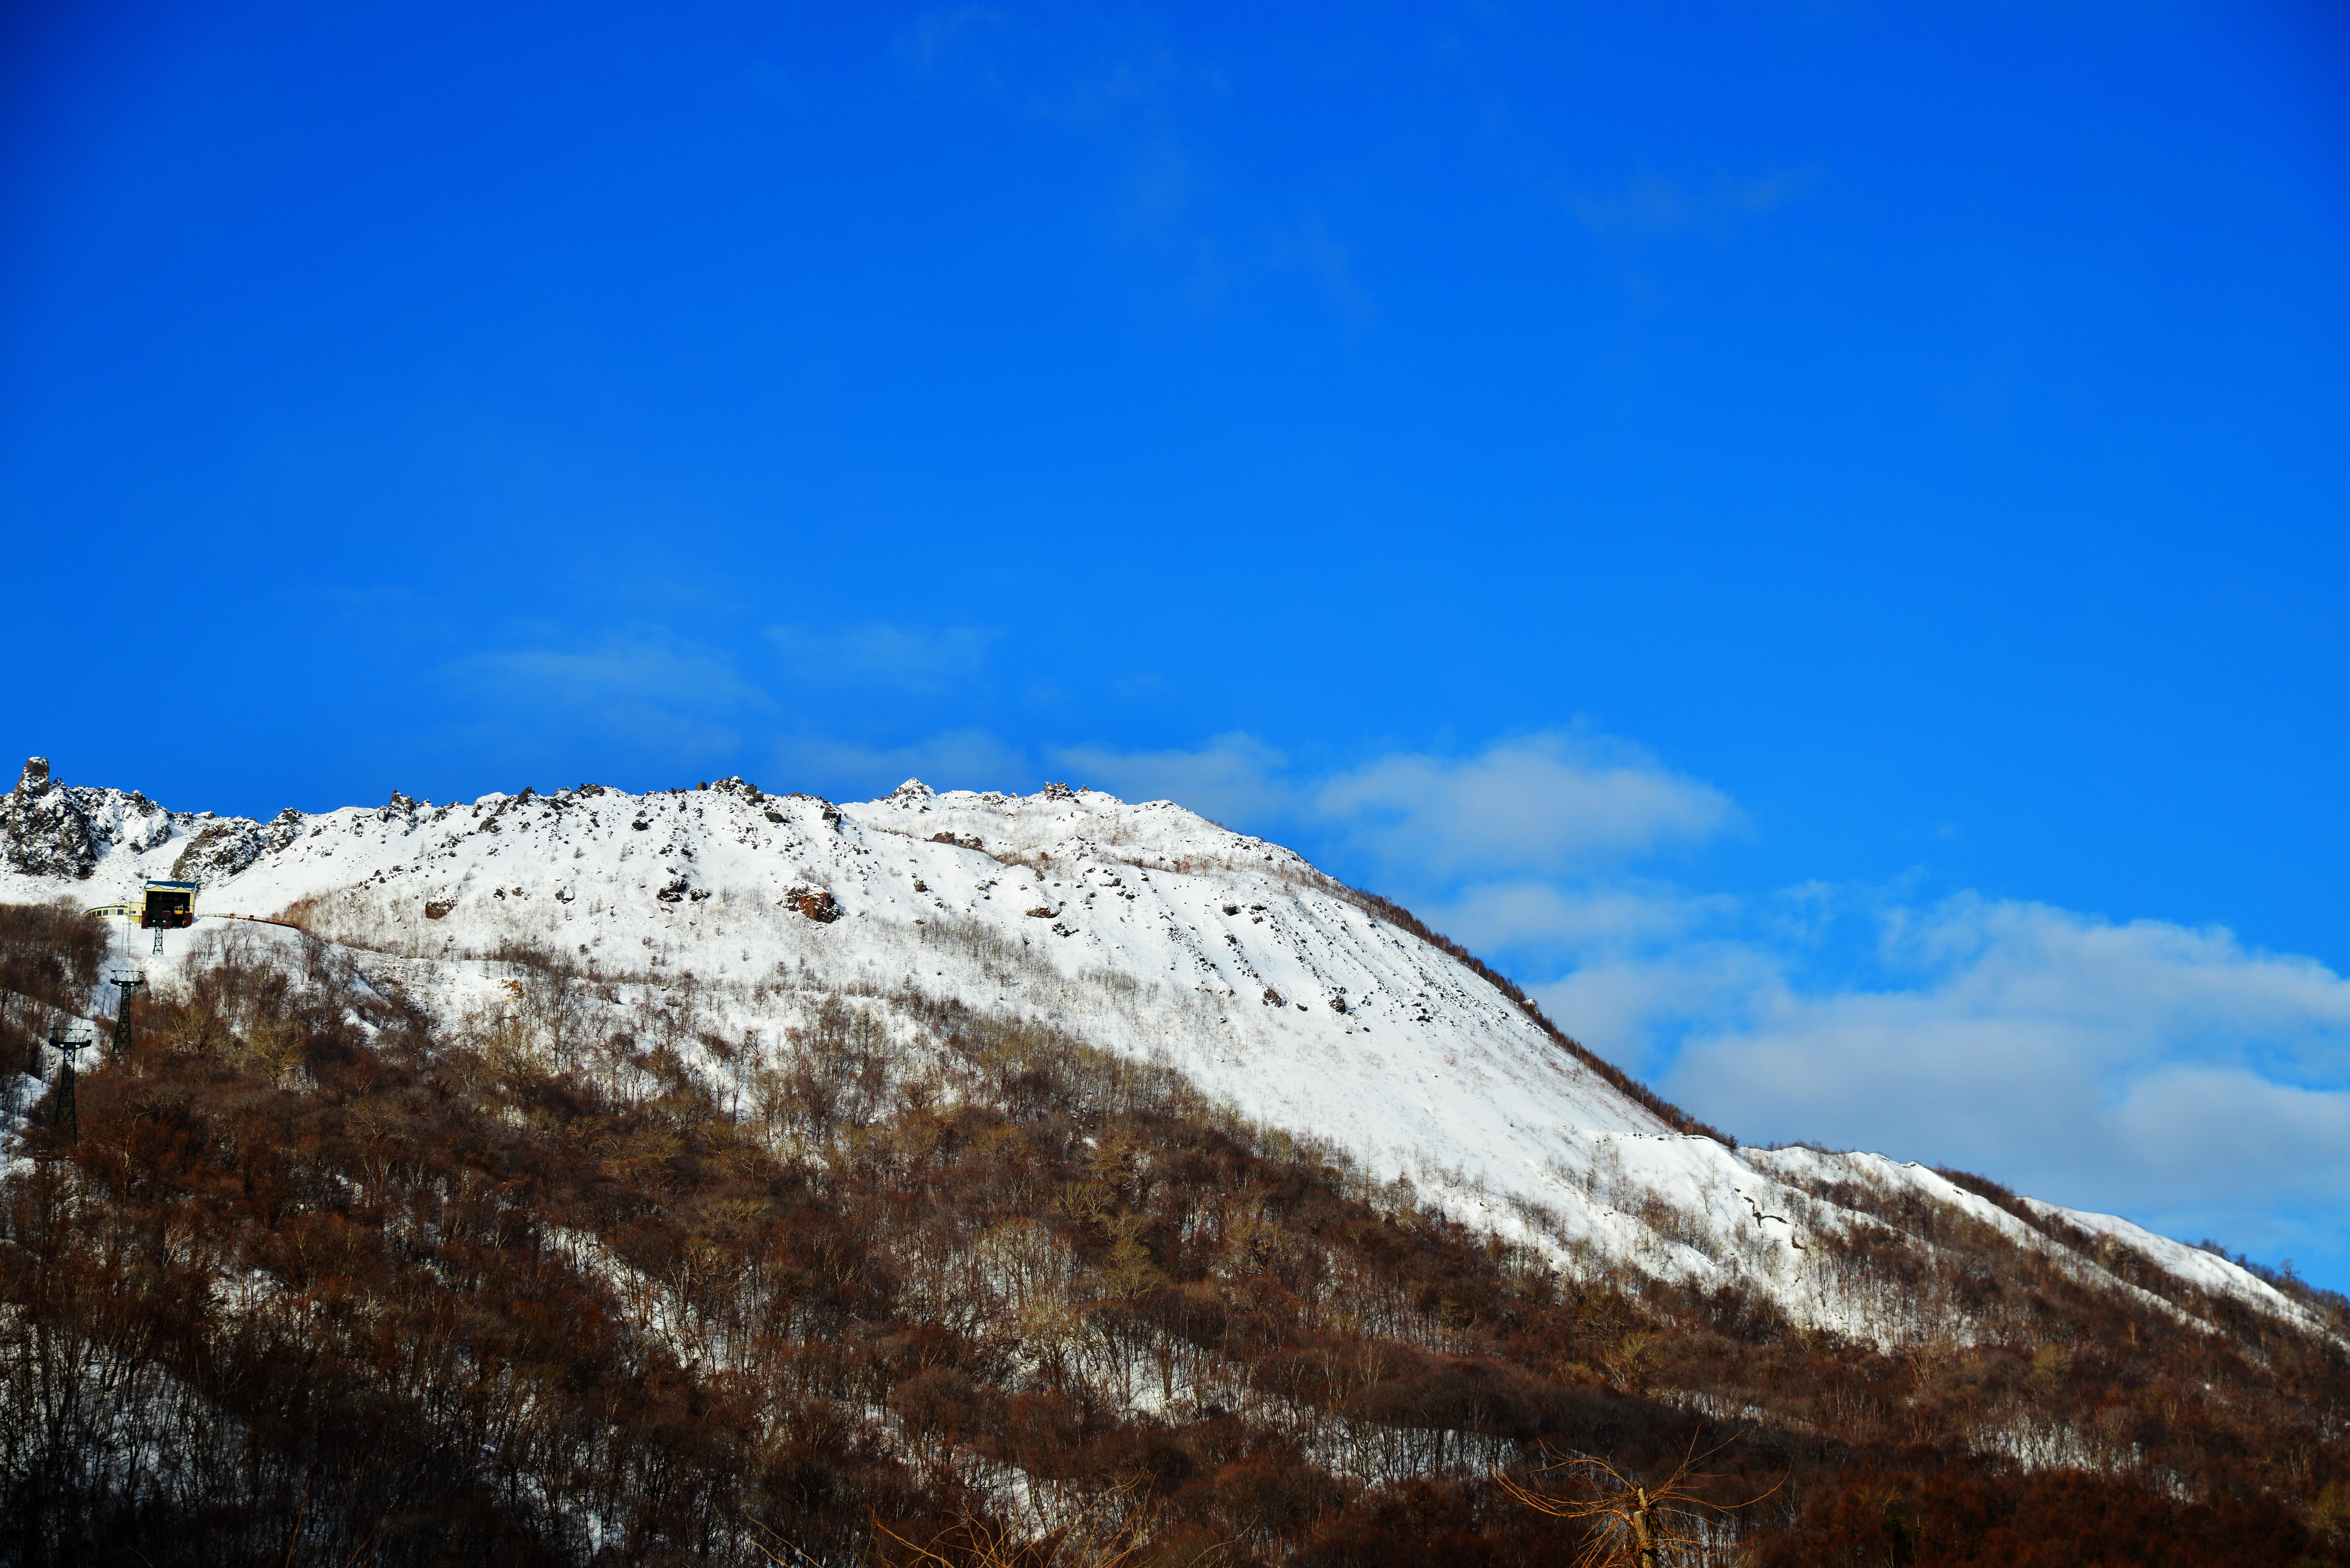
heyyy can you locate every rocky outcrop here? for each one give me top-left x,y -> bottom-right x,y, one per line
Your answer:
264,808 -> 308,854
171,819 -> 268,886
1,757 -> 97,877
785,887 -> 840,923
167,807 -> 297,887
2,757 -> 172,878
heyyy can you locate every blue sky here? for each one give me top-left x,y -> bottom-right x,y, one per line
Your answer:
4,1 -> 2347,1285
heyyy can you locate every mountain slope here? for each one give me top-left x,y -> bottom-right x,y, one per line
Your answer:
4,757 -> 2347,1566
1,758 -> 2326,1346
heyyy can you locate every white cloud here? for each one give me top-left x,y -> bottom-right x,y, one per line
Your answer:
1634,897 -> 2350,1250
1313,733 -> 1738,875
2111,1067 -> 2350,1207
1038,730 -> 1736,873
1439,879 -> 1731,954
1873,896 -> 2350,1055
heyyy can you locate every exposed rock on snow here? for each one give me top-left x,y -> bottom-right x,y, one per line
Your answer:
171,818 -> 271,885
4,756 -> 189,878
785,887 -> 839,922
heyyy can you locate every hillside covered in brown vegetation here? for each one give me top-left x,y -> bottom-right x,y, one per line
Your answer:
3,895 -> 2346,1567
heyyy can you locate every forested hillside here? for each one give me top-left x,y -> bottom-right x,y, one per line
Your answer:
3,903 -> 2344,1566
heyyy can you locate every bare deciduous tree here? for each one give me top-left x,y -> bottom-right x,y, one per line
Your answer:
1495,1432 -> 1779,1568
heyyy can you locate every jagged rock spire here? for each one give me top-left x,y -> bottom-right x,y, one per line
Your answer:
3,757 -> 97,877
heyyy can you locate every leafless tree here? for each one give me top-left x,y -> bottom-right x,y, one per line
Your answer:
1494,1431 -> 1780,1568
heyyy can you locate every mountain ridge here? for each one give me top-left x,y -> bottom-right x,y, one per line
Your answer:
1,754 -> 2324,1348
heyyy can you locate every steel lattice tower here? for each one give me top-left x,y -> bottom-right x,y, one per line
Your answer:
110,972 -> 145,1065
47,1032 -> 90,1142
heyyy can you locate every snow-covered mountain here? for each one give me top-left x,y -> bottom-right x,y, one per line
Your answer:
2,756 -> 2322,1346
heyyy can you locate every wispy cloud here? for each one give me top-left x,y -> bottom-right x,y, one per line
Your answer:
1570,166 -> 1823,242
767,622 -> 1001,697
442,627 -> 768,762
1265,215 -> 1373,321
893,6 -> 1361,318
437,620 -> 1009,780
1044,729 -> 1736,867
1437,878 -> 1734,954
896,4 -> 1013,84
1313,733 -> 1739,875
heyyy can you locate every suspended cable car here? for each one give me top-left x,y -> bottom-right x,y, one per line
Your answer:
140,879 -> 197,929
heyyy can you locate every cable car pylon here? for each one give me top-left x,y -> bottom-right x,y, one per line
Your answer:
46,1031 -> 91,1142
110,972 -> 145,1065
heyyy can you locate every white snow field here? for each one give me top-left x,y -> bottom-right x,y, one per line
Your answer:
1,765 -> 2325,1346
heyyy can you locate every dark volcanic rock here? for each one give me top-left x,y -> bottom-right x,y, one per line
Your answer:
171,820 -> 266,886
4,755 -> 273,886
0,762 -> 181,884
4,757 -> 103,878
